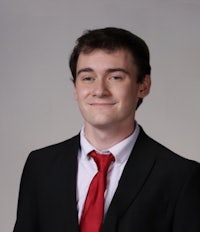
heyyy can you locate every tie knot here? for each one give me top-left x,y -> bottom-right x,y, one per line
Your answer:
89,150 -> 115,173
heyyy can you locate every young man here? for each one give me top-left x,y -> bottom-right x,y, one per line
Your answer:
13,27 -> 200,232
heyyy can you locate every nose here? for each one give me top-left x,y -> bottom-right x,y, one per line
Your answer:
92,79 -> 110,97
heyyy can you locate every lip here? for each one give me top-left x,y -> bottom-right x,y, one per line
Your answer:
89,102 -> 116,106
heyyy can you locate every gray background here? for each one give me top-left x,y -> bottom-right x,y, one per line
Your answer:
1,0 -> 200,231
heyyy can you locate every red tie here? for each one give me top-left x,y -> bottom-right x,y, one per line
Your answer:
80,150 -> 115,232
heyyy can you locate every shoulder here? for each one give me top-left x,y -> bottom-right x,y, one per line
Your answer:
137,126 -> 199,176
32,133 -> 79,155
24,134 -> 80,171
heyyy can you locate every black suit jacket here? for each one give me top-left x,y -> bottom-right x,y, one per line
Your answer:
13,127 -> 200,232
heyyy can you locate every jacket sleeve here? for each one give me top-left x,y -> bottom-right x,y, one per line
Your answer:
13,152 -> 38,232
173,164 -> 200,232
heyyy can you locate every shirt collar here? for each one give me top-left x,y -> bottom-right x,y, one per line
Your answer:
80,122 -> 140,164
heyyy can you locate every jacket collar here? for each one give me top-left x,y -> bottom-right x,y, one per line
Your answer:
102,127 -> 157,231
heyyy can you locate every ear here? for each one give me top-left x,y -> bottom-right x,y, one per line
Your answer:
137,75 -> 151,98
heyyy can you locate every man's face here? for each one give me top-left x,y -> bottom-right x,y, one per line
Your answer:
74,49 -> 150,131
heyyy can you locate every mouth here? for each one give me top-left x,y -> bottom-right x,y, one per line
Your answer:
89,102 -> 116,106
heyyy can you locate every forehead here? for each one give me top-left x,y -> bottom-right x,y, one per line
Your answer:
77,49 -> 135,69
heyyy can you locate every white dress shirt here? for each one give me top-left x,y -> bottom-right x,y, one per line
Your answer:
76,123 -> 140,221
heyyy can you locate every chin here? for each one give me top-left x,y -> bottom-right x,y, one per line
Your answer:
87,120 -> 114,130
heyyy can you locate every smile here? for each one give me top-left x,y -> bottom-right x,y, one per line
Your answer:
89,103 -> 116,106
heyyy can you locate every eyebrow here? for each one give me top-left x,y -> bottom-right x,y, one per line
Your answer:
77,67 -> 130,76
105,68 -> 130,75
77,68 -> 94,76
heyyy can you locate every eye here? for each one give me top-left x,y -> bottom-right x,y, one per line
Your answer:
110,76 -> 123,81
82,76 -> 95,82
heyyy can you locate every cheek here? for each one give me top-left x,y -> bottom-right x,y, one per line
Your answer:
74,86 -> 90,101
120,85 -> 138,100
120,87 -> 139,108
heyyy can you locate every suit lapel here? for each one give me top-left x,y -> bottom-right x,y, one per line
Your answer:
102,128 -> 157,231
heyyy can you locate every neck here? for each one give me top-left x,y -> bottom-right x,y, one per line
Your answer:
84,121 -> 135,151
